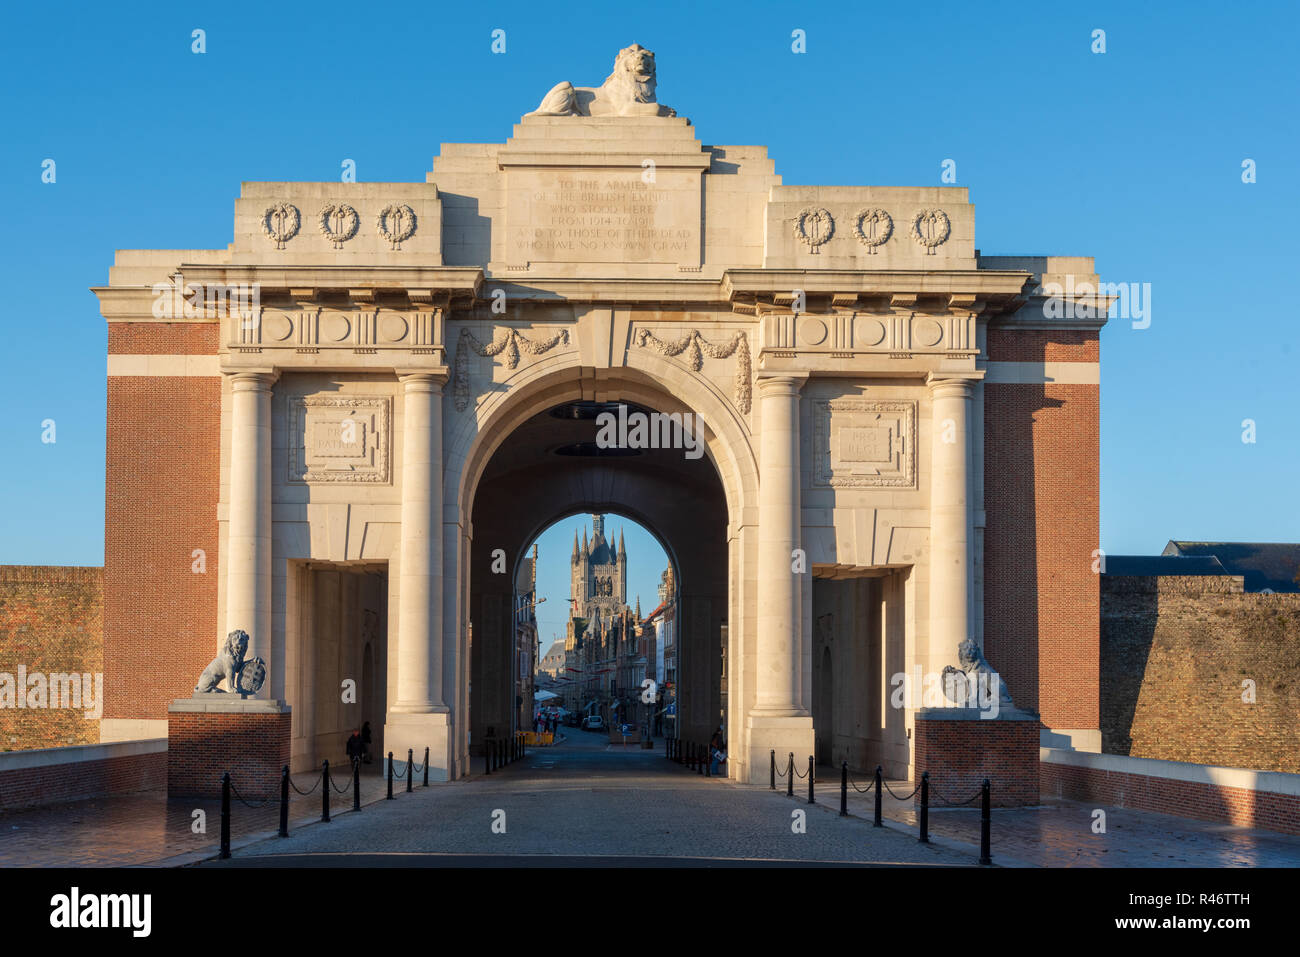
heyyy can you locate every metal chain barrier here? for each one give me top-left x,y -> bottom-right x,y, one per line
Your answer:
928,784 -> 983,807
846,769 -> 876,793
288,770 -> 323,796
882,779 -> 921,801
792,761 -> 809,779
227,778 -> 278,809
330,769 -> 353,794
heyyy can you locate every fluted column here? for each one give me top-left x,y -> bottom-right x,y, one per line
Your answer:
393,372 -> 446,713
927,374 -> 976,669
754,374 -> 806,715
225,370 -> 277,694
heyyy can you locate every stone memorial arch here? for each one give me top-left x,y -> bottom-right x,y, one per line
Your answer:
95,45 -> 1106,799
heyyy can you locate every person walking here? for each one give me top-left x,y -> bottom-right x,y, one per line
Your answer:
360,721 -> 373,764
346,728 -> 364,768
709,725 -> 726,775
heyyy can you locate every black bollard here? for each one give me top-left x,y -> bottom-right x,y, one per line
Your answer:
220,773 -> 231,859
389,751 -> 396,796
705,743 -> 711,777
424,746 -> 430,788
873,766 -> 883,827
484,742 -> 491,776
979,779 -> 992,865
787,753 -> 794,798
697,743 -> 704,775
840,761 -> 848,817
353,757 -> 361,812
808,755 -> 815,804
770,750 -> 776,790
919,771 -> 929,843
321,760 -> 331,823
407,748 -> 414,793
278,766 -> 289,838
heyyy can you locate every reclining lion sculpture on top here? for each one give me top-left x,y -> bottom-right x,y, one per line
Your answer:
528,44 -> 676,118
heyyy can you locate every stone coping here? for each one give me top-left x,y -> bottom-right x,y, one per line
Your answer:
914,707 -> 1040,722
0,738 -> 166,771
168,696 -> 291,714
1041,748 -> 1300,797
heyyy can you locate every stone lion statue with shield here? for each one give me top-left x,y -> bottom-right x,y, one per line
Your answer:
527,44 -> 677,117
194,628 -> 266,696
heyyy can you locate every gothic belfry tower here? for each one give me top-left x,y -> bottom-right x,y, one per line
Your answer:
570,513 -> 626,620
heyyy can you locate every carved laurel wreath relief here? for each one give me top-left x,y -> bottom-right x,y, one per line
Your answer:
319,204 -> 360,248
910,208 -> 950,253
453,327 -> 572,412
376,204 -> 417,250
262,203 -> 300,249
634,328 -> 752,415
853,208 -> 893,252
793,207 -> 835,254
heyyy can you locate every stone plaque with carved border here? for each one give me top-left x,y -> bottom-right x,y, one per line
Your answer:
288,396 -> 391,484
813,399 -> 915,488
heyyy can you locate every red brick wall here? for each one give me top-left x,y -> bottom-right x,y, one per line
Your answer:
105,322 -> 221,721
986,329 -> 1098,362
984,332 -> 1099,730
913,717 -> 1040,806
1041,760 -> 1300,837
167,710 -> 291,799
0,566 -> 103,749
0,750 -> 166,811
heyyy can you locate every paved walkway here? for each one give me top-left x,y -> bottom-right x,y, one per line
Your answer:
3,739 -> 1298,867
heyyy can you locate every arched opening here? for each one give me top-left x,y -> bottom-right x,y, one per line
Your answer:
465,396 -> 729,768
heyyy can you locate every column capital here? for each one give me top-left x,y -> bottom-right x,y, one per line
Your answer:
225,369 -> 280,392
396,369 -> 450,390
925,371 -> 983,399
755,372 -> 808,398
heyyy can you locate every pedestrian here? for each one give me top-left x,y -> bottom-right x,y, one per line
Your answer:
361,721 -> 373,764
710,725 -> 726,775
346,728 -> 364,767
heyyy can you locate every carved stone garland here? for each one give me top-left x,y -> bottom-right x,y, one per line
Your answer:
453,326 -> 571,412
635,328 -> 751,415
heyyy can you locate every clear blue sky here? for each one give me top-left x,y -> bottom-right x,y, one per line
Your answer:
1,0 -> 1296,566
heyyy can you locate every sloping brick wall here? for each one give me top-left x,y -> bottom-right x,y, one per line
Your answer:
1101,575 -> 1300,772
0,566 -> 103,750
0,740 -> 166,811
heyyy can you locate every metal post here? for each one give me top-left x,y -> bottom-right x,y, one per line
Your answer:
807,755 -> 815,804
873,766 -> 883,827
697,743 -> 704,775
389,751 -> 396,796
484,742 -> 491,776
321,760 -> 331,823
979,779 -> 992,865
424,746 -> 430,787
353,757 -> 361,813
407,748 -> 414,793
770,750 -> 776,790
220,773 -> 231,859
787,753 -> 794,797
278,766 -> 289,838
919,771 -> 929,843
840,761 -> 848,817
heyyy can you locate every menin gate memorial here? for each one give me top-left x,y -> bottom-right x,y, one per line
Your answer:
93,45 -> 1106,801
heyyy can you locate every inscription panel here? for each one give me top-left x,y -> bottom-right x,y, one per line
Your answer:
288,396 -> 391,484
813,399 -> 916,488
505,168 -> 700,266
